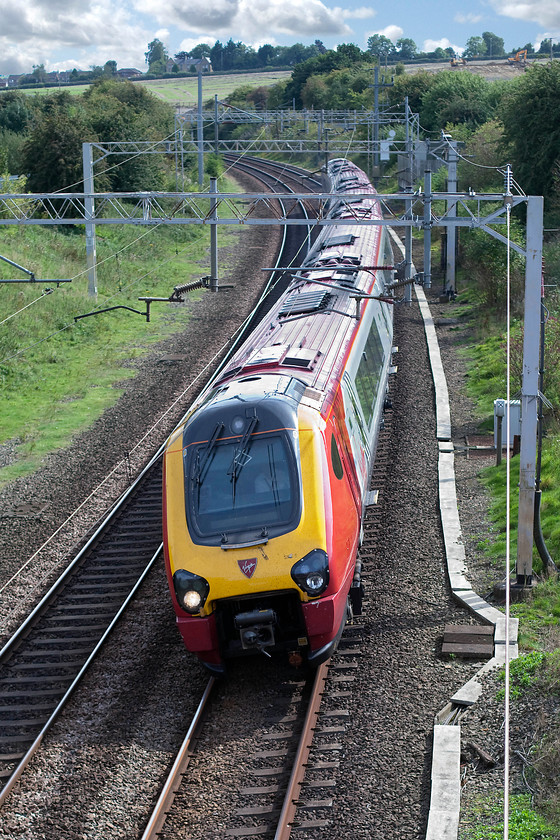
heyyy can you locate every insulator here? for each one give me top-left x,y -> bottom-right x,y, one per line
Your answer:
503,164 -> 513,196
170,277 -> 208,300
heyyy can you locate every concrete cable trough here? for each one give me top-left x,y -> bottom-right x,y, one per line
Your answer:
415,283 -> 518,840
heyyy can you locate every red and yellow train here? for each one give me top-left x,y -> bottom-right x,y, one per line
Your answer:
162,159 -> 395,673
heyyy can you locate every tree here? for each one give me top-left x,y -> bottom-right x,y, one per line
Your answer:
387,70 -> 434,113
336,43 -> 363,63
395,38 -> 417,60
22,101 -> 93,192
482,31 -> 505,58
189,43 -> 212,58
145,38 -> 168,73
210,41 -> 224,71
0,91 -> 33,133
500,62 -> 560,198
367,34 -> 395,60
462,36 -> 486,59
32,64 -> 47,83
103,61 -> 117,77
257,44 -> 277,66
420,71 -> 494,131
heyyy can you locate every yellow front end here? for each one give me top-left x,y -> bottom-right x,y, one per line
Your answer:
163,405 -> 327,613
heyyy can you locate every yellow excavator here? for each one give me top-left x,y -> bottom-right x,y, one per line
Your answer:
449,55 -> 467,67
507,49 -> 528,65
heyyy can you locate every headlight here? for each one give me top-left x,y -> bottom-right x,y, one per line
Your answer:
173,569 -> 210,614
291,549 -> 329,597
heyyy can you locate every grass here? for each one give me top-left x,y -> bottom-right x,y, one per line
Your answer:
496,650 -> 546,699
0,175 -> 245,485
12,71 -> 292,107
460,794 -> 559,840
141,71 -> 291,106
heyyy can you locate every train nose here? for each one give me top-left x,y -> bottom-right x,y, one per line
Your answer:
234,609 -> 277,655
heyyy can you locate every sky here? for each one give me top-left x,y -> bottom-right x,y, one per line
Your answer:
1,0 -> 560,76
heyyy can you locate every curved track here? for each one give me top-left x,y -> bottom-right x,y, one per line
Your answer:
0,157 -> 322,809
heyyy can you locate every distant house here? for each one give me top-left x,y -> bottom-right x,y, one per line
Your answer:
44,71 -> 71,85
117,68 -> 143,79
0,77 -> 8,89
165,56 -> 212,74
8,75 -> 23,87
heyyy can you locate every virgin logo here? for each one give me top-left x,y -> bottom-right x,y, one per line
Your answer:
238,558 -> 257,578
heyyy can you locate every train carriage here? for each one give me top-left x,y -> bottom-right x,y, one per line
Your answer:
162,159 -> 395,673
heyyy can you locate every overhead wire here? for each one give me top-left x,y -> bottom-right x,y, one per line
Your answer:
0,182 -> 317,598
0,288 -> 54,327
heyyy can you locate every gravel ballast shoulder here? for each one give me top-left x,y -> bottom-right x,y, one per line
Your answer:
0,246 -> 554,836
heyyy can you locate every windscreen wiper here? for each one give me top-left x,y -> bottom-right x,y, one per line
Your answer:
228,412 -> 258,483
192,421 -> 224,484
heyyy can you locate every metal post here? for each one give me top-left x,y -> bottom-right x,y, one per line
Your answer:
214,94 -> 219,156
373,66 -> 379,174
446,142 -> 458,294
197,69 -> 204,187
209,177 -> 218,292
423,169 -> 432,289
82,142 -> 97,298
516,195 -> 544,585
404,98 -> 413,304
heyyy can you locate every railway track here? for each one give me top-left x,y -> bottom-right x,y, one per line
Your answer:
0,456 -> 164,804
0,157 -> 322,811
137,378 -> 396,840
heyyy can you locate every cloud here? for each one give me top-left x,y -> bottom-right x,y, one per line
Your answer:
366,25 -> 403,43
134,0 -> 352,39
423,37 -> 463,53
454,12 -> 483,24
0,0 -> 150,74
490,0 -> 560,29
342,6 -> 376,19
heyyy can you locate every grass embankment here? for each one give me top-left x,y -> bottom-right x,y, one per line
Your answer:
15,71 -> 292,108
0,188 -> 242,485
448,283 -> 560,837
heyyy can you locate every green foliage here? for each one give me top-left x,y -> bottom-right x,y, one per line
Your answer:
284,49 -> 365,108
387,70 -> 434,115
367,34 -> 395,59
145,38 -> 168,70
482,31 -> 506,58
462,37 -> 487,59
0,129 -> 26,174
22,101 -> 94,192
497,651 -> 546,699
500,63 -> 560,199
462,794 -> 559,839
18,81 -> 174,193
420,71 -> 496,131
0,91 -> 34,134
508,577 -> 560,648
459,211 -> 525,311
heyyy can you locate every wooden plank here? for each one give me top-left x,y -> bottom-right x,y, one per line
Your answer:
443,624 -> 493,636
441,643 -> 493,658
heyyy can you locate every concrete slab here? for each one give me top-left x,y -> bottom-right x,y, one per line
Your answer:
451,676 -> 483,706
416,284 -> 452,440
425,726 -> 461,840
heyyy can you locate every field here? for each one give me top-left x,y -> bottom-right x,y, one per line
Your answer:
10,71 -> 291,107
140,71 -> 291,107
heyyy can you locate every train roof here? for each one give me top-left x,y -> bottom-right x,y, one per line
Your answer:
215,162 -> 393,418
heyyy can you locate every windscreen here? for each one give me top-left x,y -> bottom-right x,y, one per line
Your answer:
188,434 -> 298,538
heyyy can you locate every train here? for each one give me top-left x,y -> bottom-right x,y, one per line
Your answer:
162,158 -> 396,674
